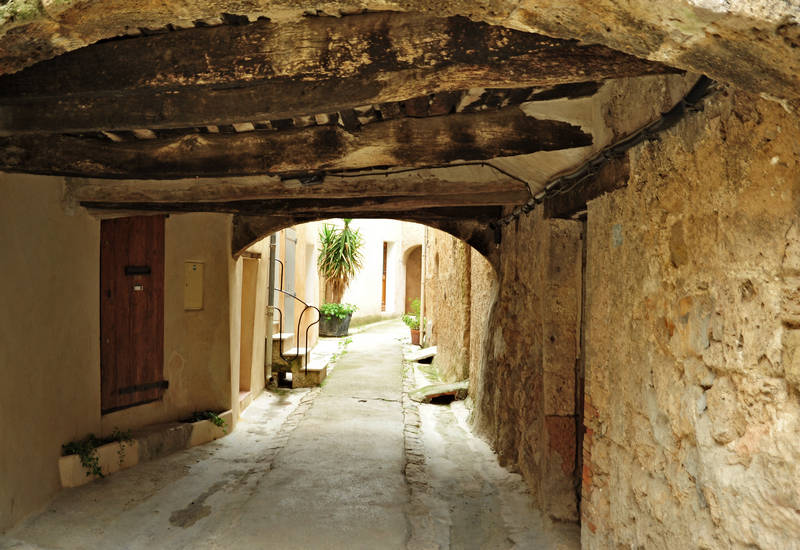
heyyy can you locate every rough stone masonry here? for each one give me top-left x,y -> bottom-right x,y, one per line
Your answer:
452,85 -> 800,548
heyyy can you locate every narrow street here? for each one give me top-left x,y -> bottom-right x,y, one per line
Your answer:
3,321 -> 577,550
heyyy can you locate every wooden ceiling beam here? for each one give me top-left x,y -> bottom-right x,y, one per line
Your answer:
0,13 -> 677,135
0,106 -> 592,179
66,170 -> 528,204
232,211 -> 501,264
79,191 -> 526,215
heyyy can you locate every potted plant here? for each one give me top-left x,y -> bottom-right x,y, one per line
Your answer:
319,303 -> 358,337
317,219 -> 364,336
402,298 -> 423,345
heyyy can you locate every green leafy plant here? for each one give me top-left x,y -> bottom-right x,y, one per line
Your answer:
111,427 -> 133,465
320,302 -> 358,319
187,410 -> 227,433
317,219 -> 364,304
62,427 -> 133,478
62,435 -> 103,478
402,298 -> 423,330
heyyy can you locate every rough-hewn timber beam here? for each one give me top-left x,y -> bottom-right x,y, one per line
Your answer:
0,13 -> 677,135
231,211 -> 500,264
66,168 -> 528,203
79,193 -> 524,214
0,107 -> 592,179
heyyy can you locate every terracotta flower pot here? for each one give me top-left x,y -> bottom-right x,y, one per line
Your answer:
410,328 -> 420,345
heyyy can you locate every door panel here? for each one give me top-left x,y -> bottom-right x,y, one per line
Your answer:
100,215 -> 165,414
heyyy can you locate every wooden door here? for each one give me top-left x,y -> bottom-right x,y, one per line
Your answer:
100,215 -> 166,414
239,257 -> 259,392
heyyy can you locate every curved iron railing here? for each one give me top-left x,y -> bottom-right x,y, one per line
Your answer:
271,257 -> 319,374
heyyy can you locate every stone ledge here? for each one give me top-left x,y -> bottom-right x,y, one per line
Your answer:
58,409 -> 233,488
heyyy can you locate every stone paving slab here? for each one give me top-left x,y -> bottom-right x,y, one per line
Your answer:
2,320 -> 577,550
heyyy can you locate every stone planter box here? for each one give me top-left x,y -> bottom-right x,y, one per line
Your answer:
59,409 -> 233,489
187,411 -> 232,448
59,440 -> 140,488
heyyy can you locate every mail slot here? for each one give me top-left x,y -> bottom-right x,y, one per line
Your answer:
124,265 -> 151,275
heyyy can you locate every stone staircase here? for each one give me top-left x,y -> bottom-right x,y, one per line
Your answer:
270,322 -> 327,388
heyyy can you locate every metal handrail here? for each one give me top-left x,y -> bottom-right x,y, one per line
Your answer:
273,288 -> 320,374
273,258 -> 284,290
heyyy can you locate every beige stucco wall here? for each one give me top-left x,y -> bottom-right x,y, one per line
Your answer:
404,245 -> 421,314
0,173 -> 101,532
243,238 -> 271,397
341,219 -> 403,320
0,177 -> 236,532
273,224 -> 320,355
104,212 -> 233,432
310,218 -> 422,323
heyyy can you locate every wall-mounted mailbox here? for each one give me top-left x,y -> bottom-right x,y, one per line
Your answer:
124,265 -> 151,275
184,261 -> 204,310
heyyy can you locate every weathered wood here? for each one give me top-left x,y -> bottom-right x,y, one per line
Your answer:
100,215 -> 165,414
80,191 -> 526,214
543,155 -> 630,219
231,211 -> 500,263
0,13 -> 677,134
0,107 -> 592,179
67,169 -> 528,203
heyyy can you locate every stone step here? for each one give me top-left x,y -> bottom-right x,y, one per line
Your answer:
272,347 -> 307,371
291,359 -> 327,388
410,380 -> 468,403
283,347 -> 308,358
404,346 -> 437,363
270,333 -> 295,357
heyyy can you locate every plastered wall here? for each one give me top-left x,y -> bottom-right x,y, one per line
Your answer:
104,212 -> 233,432
0,175 -> 236,532
0,174 -> 101,532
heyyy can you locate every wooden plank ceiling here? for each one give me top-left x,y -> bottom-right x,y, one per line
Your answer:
0,12 -> 677,254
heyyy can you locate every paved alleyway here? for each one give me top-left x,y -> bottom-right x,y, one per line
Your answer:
3,321 -> 577,550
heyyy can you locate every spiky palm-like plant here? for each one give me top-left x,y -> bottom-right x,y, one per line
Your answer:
317,219 -> 364,304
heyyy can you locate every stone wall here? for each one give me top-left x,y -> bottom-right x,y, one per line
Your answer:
425,230 -> 472,381
581,89 -> 800,548
470,211 -> 583,522
423,229 -> 498,384
469,87 -> 800,544
468,251 -> 496,395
